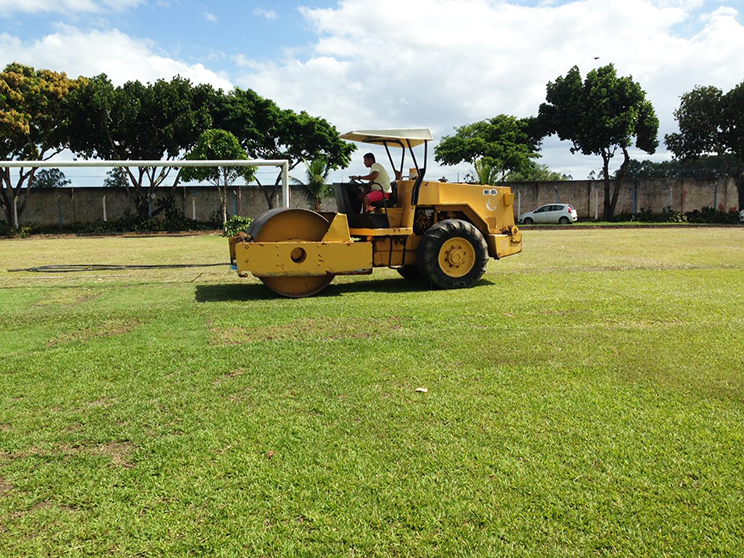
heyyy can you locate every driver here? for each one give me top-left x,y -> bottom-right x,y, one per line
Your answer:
350,153 -> 391,213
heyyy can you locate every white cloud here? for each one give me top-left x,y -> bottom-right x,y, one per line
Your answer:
235,0 -> 744,179
651,0 -> 705,9
2,0 -> 741,180
253,8 -> 278,20
204,11 -> 218,23
0,0 -> 143,13
0,26 -> 233,90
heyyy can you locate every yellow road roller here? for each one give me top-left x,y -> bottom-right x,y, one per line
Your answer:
228,128 -> 522,297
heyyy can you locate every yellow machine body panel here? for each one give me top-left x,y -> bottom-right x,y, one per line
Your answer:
234,241 -> 372,277
416,181 -> 517,234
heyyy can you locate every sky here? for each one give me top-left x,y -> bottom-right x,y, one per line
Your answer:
2,0 -> 744,185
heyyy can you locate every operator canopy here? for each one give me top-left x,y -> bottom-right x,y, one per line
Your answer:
340,128 -> 433,148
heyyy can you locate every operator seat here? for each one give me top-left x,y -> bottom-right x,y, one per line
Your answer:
370,181 -> 397,210
370,168 -> 401,211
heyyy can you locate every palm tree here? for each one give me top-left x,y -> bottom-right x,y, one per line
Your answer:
473,158 -> 501,185
296,158 -> 331,212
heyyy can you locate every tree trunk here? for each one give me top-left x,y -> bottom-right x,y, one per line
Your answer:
1,194 -> 12,225
131,188 -> 150,219
602,154 -> 612,219
1,168 -> 13,225
260,185 -> 280,209
601,149 -> 631,219
609,148 -> 631,218
124,167 -> 177,219
221,183 -> 228,227
254,178 -> 275,210
0,166 -> 37,226
123,168 -> 150,219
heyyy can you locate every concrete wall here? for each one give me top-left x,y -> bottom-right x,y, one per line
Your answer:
510,177 -> 739,220
2,185 -> 335,227
2,178 -> 740,226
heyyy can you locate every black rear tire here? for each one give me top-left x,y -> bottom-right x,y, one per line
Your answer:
559,216 -> 570,224
417,219 -> 489,289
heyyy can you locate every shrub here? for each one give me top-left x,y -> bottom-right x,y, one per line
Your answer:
223,215 -> 254,237
685,207 -> 740,224
604,206 -> 739,224
0,222 -> 32,237
8,209 -> 222,237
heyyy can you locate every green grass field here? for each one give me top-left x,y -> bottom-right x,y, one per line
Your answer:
1,228 -> 743,556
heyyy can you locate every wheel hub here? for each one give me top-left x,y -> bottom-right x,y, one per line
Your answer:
439,238 -> 476,277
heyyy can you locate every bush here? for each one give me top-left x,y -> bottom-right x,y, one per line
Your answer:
223,215 -> 254,237
608,207 -> 687,223
604,206 -> 739,224
0,221 -> 32,238
5,209 -> 222,237
684,207 -> 740,224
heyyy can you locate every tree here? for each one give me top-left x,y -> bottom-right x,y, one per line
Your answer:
0,63 -> 81,225
506,161 -> 572,182
180,129 -> 255,227
212,88 -> 355,208
104,167 -> 130,188
665,83 -> 744,208
537,64 -> 659,218
435,115 -> 540,183
462,159 -> 500,185
30,168 -> 71,188
474,158 -> 501,185
68,75 -> 215,217
617,154 -> 738,180
293,158 -> 331,212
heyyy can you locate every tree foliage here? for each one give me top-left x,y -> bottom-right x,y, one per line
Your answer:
213,88 -> 354,208
537,64 -> 659,218
506,161 -> 572,182
0,63 -> 357,224
471,158 -> 501,185
31,168 -> 71,188
67,74 -> 215,217
665,83 -> 744,207
617,154 -> 739,180
0,63 -> 81,224
104,167 -> 130,188
181,129 -> 255,226
435,115 -> 540,183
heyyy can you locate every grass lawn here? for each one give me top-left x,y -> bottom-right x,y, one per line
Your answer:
1,228 -> 743,556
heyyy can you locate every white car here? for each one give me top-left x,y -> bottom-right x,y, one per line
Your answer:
519,203 -> 578,224
740,209 -> 744,222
